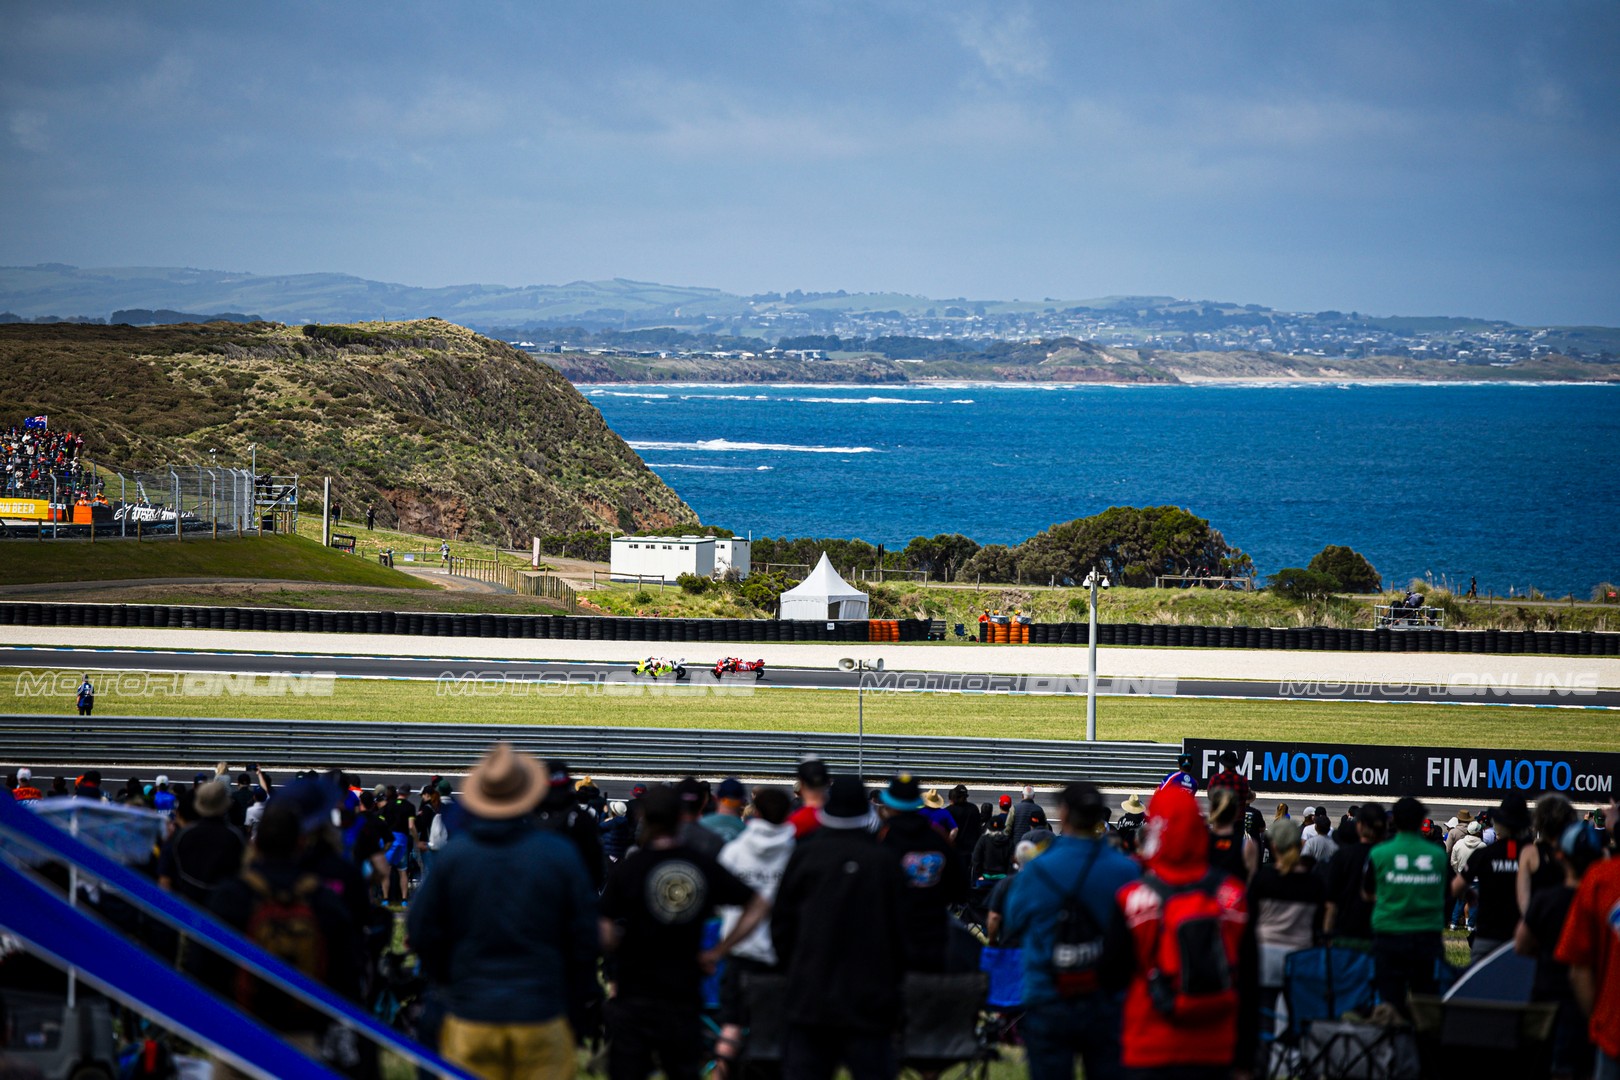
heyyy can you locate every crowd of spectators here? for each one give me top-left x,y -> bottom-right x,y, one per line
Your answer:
2,419 -> 85,499
5,749 -> 1620,1080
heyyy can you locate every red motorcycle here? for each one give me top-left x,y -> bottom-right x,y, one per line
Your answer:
712,657 -> 767,680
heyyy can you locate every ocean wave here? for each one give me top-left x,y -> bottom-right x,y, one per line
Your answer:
791,395 -> 935,405
629,439 -> 878,454
950,398 -> 975,404
589,390 -> 670,398
645,462 -> 749,472
679,393 -> 770,401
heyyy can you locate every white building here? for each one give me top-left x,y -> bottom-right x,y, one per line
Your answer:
715,538 -> 751,579
610,535 -> 716,583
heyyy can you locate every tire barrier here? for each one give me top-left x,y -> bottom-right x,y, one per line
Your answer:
0,601 -> 1615,656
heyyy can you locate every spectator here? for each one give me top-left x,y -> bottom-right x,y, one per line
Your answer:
1207,788 -> 1258,884
227,770 -> 255,830
1460,795 -> 1530,961
700,777 -> 749,842
876,771 -> 967,972
349,789 -> 392,900
1519,821 -> 1604,1080
366,506 -> 376,530
602,786 -> 644,865
1204,750 -> 1252,806
380,784 -> 416,906
1002,781 -> 1141,1080
673,776 -> 725,860
1115,794 -> 1146,855
1159,752 -> 1199,796
986,831 -> 1052,945
600,787 -> 768,1080
152,774 -> 176,812
1104,783 -> 1252,1077
1521,793 -> 1581,915
1302,805 -> 1339,865
407,742 -> 600,1080
158,781 -> 248,908
46,775 -> 69,799
190,800 -> 361,1078
712,787 -> 795,1075
11,767 -> 42,802
786,757 -> 831,837
1248,818 -> 1325,1075
921,788 -> 957,838
973,812 -> 1014,883
1321,802 -> 1387,944
243,786 -> 269,839
428,779 -> 456,856
1010,784 -> 1042,846
945,783 -> 983,858
1555,795 -> 1620,1080
1273,803 -> 1291,822
1363,796 -> 1448,1015
76,675 -> 94,716
773,775 -> 907,1080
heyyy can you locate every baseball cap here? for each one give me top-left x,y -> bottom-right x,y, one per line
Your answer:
629,783 -> 649,798
676,776 -> 707,811
16,768 -> 31,782
717,777 -> 747,802
154,773 -> 168,786
998,794 -> 1012,809
435,779 -> 453,796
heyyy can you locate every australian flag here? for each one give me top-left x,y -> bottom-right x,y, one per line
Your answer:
23,415 -> 47,430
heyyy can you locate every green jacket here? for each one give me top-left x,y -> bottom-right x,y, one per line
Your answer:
1365,832 -> 1447,935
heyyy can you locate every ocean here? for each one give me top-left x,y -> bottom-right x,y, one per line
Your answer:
584,382 -> 1620,597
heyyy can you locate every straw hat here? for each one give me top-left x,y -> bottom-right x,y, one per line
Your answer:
459,742 -> 546,820
1120,794 -> 1146,815
922,788 -> 945,810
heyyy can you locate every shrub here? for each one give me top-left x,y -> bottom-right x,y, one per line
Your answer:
631,589 -> 654,606
1594,582 -> 1619,604
1307,545 -> 1381,592
1269,567 -> 1340,601
676,572 -> 712,595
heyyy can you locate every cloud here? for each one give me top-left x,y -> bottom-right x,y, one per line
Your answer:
8,110 -> 48,153
951,4 -> 1049,82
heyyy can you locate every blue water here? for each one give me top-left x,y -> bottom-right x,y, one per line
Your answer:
585,383 -> 1620,597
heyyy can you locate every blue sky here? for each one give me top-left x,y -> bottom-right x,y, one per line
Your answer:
2,1 -> 1616,324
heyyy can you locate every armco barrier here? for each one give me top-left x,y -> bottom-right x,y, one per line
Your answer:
0,602 -> 1615,656
0,715 -> 1179,787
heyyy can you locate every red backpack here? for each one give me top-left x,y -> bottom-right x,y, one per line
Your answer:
1141,870 -> 1238,1024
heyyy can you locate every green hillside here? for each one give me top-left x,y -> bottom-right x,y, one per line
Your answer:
0,320 -> 697,543
0,533 -> 432,588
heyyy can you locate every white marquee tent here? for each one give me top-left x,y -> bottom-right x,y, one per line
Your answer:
778,553 -> 870,621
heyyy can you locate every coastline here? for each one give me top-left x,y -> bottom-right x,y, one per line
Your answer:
578,377 -> 1620,390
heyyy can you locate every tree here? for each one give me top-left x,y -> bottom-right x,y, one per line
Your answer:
1013,506 -> 1249,587
900,533 -> 980,582
960,544 -> 1019,583
1307,545 -> 1380,592
1269,567 -> 1340,601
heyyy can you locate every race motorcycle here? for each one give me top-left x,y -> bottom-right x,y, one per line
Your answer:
629,657 -> 688,681
712,657 -> 767,680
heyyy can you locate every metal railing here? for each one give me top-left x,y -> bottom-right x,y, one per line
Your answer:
442,556 -> 579,611
0,715 -> 1179,786
1374,604 -> 1446,630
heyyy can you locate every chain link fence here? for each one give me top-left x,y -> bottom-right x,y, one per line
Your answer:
3,463 -> 296,540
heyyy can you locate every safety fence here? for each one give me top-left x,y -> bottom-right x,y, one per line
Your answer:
0,601 -> 1616,654
0,715 -> 1179,786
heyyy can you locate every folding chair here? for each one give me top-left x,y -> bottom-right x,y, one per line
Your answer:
1273,946 -> 1383,1080
900,971 -> 993,1080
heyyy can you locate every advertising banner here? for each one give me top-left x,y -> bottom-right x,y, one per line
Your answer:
1184,738 -> 1619,802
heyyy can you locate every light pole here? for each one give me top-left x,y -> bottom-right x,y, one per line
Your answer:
1082,568 -> 1110,741
838,656 -> 885,779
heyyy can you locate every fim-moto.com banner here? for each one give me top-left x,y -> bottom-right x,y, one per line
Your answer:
1183,738 -> 1618,802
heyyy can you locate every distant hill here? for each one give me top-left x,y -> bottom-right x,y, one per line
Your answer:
0,320 -> 696,541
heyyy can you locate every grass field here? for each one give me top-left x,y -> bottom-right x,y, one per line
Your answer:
0,533 -> 434,589
4,666 -> 1612,750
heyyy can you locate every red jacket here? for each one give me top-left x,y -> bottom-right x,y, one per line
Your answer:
1114,784 -> 1249,1069
12,785 -> 42,802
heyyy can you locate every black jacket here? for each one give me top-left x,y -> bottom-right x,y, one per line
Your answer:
971,829 -> 1013,880
879,811 -> 968,971
772,827 -> 907,1032
1010,798 -> 1041,846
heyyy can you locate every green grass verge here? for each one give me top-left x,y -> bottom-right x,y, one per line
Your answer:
0,533 -> 434,589
3,667 -> 1611,750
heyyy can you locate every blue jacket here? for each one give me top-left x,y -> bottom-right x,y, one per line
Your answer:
406,812 -> 599,1024
1002,835 -> 1140,1006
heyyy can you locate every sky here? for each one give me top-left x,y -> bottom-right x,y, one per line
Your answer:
2,1 -> 1617,325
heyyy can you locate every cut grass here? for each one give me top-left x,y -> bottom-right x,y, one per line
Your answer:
0,533 -> 435,589
7,583 -> 571,614
3,666 -> 1611,751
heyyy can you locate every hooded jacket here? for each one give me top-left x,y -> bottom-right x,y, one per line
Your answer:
1449,831 -> 1485,875
1105,784 -> 1252,1070
406,812 -> 599,1024
717,818 -> 795,964
972,827 -> 1014,880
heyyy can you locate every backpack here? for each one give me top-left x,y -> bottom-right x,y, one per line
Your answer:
1141,871 -> 1237,1023
1037,844 -> 1106,998
235,870 -> 328,1029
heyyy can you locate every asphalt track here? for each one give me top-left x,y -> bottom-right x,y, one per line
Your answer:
4,646 -> 1617,708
